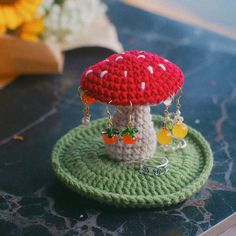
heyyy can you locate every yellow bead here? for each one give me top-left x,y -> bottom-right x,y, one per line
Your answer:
172,123 -> 188,139
157,128 -> 172,145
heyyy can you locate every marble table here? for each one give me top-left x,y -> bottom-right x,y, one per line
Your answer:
1,1 -> 236,236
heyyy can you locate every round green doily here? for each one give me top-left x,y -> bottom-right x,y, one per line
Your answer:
52,116 -> 213,208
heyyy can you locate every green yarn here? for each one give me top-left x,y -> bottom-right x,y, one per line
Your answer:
51,116 -> 213,208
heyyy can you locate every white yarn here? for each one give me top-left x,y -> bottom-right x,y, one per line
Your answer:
42,0 -> 107,43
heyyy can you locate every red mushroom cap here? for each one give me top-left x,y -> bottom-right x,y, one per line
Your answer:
80,50 -> 184,106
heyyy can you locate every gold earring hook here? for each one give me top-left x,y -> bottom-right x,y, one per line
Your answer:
79,86 -> 91,125
106,100 -> 113,128
164,98 -> 173,120
77,86 -> 82,98
128,100 -> 133,128
78,86 -> 86,101
116,107 -> 122,114
176,88 -> 183,111
78,86 -> 87,95
78,86 -> 90,99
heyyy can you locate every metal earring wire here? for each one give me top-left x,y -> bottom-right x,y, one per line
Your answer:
174,89 -> 183,120
105,100 -> 113,129
101,101 -> 119,145
128,100 -> 133,128
163,97 -> 173,130
114,101 -> 133,125
157,97 -> 175,151
82,103 -> 91,125
172,89 -> 189,149
78,86 -> 91,125
120,101 -> 138,145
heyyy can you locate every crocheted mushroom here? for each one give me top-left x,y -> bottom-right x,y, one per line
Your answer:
80,50 -> 184,162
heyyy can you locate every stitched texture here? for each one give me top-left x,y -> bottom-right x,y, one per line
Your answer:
106,106 -> 156,162
51,116 -> 213,208
80,51 -> 184,106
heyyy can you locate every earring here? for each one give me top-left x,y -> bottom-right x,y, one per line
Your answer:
121,101 -> 138,145
172,89 -> 188,140
157,97 -> 173,145
78,87 -> 95,125
101,101 -> 119,145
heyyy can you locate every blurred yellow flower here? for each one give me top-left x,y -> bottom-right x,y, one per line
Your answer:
0,0 -> 41,30
0,24 -> 6,34
18,17 -> 44,42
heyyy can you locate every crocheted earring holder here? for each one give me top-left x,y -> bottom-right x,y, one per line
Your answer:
80,51 -> 184,162
51,50 -> 213,207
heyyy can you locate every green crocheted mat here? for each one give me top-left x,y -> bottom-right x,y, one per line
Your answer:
52,116 -> 213,208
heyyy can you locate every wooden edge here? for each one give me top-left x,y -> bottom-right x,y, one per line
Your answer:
0,35 -> 64,75
46,41 -> 65,72
0,75 -> 17,89
200,213 -> 236,236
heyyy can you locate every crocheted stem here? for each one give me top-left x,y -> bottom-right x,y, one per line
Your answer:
106,106 -> 156,162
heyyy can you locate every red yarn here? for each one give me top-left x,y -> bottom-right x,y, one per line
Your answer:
80,50 -> 184,106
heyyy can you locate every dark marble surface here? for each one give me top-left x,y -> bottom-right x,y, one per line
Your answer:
1,1 -> 236,236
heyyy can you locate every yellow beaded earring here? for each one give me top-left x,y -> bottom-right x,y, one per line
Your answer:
157,97 -> 173,145
172,90 -> 188,140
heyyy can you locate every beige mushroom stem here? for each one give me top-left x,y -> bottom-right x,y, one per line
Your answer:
105,105 -> 156,162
